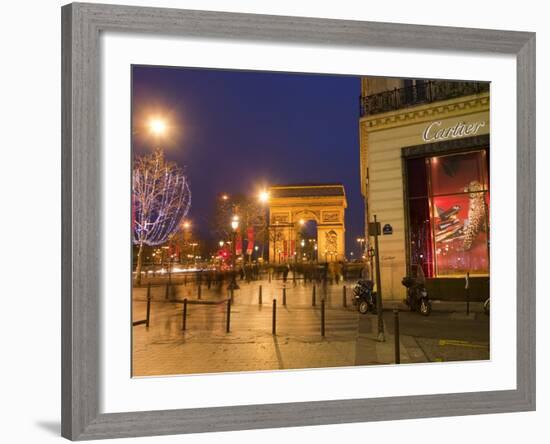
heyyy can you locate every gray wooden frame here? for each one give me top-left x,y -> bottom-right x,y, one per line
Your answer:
61,2 -> 536,440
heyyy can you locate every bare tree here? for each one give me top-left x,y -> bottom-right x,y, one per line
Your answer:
213,194 -> 266,247
133,148 -> 191,284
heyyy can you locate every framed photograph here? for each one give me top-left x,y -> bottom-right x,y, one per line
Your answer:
62,2 -> 535,440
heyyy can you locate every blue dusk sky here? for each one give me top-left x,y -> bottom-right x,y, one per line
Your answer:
132,65 -> 363,255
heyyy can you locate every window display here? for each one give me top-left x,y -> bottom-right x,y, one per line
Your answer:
407,150 -> 489,277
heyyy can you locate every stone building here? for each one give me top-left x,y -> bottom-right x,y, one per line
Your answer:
359,78 -> 490,300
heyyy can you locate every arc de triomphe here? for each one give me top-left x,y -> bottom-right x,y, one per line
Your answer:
267,184 -> 347,263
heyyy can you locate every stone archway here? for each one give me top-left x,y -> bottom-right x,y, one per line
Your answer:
267,184 -> 347,263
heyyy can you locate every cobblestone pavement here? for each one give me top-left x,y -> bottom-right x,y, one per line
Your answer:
132,279 -> 489,376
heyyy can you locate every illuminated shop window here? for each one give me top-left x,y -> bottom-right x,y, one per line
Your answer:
406,150 -> 490,278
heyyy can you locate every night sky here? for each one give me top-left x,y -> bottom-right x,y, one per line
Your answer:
132,66 -> 363,256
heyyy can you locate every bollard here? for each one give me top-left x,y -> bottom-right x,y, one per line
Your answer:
282,287 -> 287,306
198,282 -> 202,299
259,285 -> 263,305
321,299 -> 326,337
342,285 -> 347,308
272,299 -> 277,335
393,309 -> 400,364
465,272 -> 470,316
146,283 -> 152,328
312,285 -> 316,306
226,299 -> 231,333
165,282 -> 170,300
182,298 -> 188,331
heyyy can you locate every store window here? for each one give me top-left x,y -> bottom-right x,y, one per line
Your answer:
406,150 -> 490,277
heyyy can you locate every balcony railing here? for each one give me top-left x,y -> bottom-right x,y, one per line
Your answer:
359,80 -> 489,117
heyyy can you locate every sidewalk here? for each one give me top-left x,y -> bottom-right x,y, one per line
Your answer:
131,280 -> 487,376
382,299 -> 485,313
355,314 -> 427,366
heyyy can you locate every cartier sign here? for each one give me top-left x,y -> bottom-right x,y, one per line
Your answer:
422,120 -> 486,142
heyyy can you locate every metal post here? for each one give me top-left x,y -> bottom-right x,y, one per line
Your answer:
230,287 -> 234,305
259,285 -> 263,305
373,215 -> 385,341
226,299 -> 231,333
321,299 -> 326,337
393,309 -> 400,364
165,282 -> 170,300
182,298 -> 188,331
312,284 -> 316,306
342,285 -> 347,307
198,282 -> 202,300
272,299 -> 277,335
466,272 -> 470,316
282,287 -> 286,306
146,283 -> 152,328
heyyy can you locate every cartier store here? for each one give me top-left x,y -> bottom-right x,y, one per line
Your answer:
359,79 -> 490,300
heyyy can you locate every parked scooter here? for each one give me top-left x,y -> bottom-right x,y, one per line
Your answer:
353,279 -> 377,314
401,276 -> 432,316
483,297 -> 490,315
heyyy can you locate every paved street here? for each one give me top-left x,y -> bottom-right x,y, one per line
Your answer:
132,278 -> 489,376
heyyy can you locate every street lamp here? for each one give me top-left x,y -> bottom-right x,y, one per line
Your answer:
314,244 -> 318,263
356,237 -> 366,259
228,215 -> 240,290
258,190 -> 270,203
231,216 -> 239,231
148,118 -> 167,139
258,189 -> 270,263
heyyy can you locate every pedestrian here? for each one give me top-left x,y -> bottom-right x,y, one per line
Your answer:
282,264 -> 290,283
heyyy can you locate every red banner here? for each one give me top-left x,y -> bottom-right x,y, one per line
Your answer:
235,232 -> 243,256
246,227 -> 255,255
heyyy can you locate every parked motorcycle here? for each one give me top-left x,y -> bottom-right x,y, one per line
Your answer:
353,279 -> 377,314
401,276 -> 432,316
483,297 -> 490,315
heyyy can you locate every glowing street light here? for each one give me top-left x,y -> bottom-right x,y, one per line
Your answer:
258,190 -> 270,203
231,215 -> 240,231
182,220 -> 191,230
148,118 -> 167,136
228,215 -> 240,290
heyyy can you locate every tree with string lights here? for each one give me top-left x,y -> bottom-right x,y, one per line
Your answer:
133,148 -> 191,284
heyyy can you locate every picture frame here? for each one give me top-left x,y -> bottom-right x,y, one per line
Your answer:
61,2 -> 535,440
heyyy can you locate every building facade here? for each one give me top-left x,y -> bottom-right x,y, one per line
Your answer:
359,78 -> 490,300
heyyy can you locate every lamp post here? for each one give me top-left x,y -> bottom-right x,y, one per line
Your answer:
258,190 -> 270,263
228,215 -> 240,290
182,220 -> 191,265
356,237 -> 366,259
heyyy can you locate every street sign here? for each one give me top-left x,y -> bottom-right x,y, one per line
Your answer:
383,224 -> 393,235
368,222 -> 381,236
